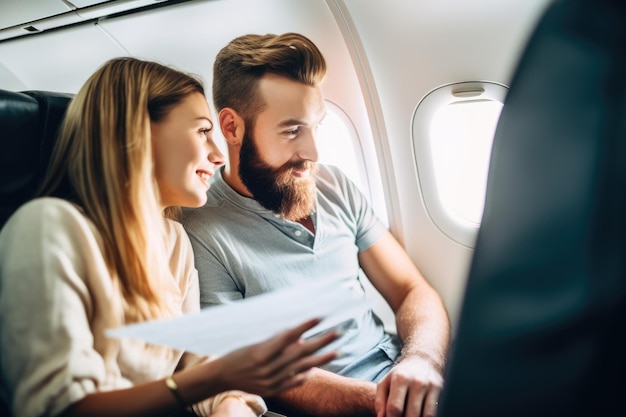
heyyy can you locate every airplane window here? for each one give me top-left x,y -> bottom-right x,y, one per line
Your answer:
431,100 -> 502,224
412,81 -> 507,247
317,102 -> 364,191
317,100 -> 389,226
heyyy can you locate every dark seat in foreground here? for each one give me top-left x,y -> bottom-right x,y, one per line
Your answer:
438,0 -> 626,416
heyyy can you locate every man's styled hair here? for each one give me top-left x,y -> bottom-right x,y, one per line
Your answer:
212,32 -> 327,125
39,57 -> 205,322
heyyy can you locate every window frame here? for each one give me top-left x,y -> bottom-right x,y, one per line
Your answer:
318,99 -> 389,224
411,81 -> 508,247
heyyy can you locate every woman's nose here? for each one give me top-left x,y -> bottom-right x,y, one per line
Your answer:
207,140 -> 225,166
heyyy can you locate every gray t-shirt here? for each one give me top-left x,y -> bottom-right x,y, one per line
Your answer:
182,164 -> 400,380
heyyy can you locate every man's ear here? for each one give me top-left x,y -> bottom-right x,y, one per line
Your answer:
219,108 -> 245,146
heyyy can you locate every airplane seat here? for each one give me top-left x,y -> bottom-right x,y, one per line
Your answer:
437,0 -> 626,416
0,89 -> 73,231
0,89 -> 72,415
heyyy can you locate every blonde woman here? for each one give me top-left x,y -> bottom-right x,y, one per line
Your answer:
0,57 -> 338,417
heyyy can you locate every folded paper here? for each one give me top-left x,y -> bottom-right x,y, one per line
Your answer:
106,279 -> 369,356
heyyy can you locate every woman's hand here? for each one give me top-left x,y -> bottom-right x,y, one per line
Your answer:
211,318 -> 339,397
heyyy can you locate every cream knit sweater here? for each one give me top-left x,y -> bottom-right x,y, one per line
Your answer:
0,198 -> 265,417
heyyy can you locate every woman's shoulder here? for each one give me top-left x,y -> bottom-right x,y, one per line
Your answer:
0,197 -> 96,243
163,218 -> 194,258
164,217 -> 186,239
16,196 -> 79,213
163,217 -> 198,297
4,197 -> 84,227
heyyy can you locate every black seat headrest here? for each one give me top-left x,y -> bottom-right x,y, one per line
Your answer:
0,89 -> 73,230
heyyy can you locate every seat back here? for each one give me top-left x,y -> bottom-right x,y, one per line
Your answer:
438,0 -> 626,416
0,89 -> 73,230
0,89 -> 72,414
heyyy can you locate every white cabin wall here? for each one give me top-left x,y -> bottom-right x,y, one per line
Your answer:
335,0 -> 552,330
0,24 -> 127,92
0,62 -> 27,90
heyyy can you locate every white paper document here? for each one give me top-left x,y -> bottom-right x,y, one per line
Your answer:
106,279 -> 369,356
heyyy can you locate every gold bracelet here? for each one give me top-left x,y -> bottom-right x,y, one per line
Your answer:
165,376 -> 187,408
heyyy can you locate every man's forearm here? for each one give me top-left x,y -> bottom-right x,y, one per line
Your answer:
395,284 -> 451,373
266,368 -> 377,417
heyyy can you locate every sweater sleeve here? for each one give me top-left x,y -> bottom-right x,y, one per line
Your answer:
0,198 -> 129,417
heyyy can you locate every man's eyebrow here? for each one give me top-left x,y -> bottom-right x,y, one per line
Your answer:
278,113 -> 327,128
277,118 -> 304,127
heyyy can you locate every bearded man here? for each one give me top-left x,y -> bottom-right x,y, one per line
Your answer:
182,32 -> 450,417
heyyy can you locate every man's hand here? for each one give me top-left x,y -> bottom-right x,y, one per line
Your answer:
375,356 -> 443,417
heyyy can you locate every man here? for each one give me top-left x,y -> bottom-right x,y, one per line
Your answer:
182,32 -> 450,417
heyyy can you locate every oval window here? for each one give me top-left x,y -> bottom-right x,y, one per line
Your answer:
412,81 -> 507,247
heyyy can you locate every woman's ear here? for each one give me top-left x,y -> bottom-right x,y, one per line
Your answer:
219,108 -> 245,146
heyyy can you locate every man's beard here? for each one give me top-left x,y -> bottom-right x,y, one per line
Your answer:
239,130 -> 317,221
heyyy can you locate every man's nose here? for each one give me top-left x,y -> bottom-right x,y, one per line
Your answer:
299,130 -> 319,162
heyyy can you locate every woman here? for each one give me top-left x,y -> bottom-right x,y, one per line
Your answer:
0,57 -> 338,417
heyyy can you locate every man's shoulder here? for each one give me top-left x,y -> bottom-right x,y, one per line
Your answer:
181,200 -> 233,227
315,164 -> 366,206
315,163 -> 346,181
315,164 -> 353,193
181,192 -> 253,236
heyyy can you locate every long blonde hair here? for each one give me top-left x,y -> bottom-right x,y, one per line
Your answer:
39,57 -> 205,322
